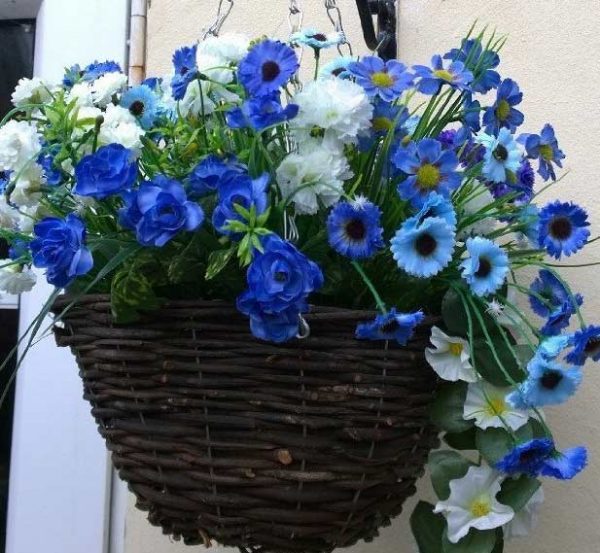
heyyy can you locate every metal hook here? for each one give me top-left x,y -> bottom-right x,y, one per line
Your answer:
296,315 -> 311,340
354,0 -> 397,60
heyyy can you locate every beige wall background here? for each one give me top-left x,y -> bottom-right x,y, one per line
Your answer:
125,1 -> 600,552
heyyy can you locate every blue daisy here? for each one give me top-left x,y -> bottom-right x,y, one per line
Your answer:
541,446 -> 588,480
370,101 -> 408,138
82,60 -> 122,81
478,128 -> 522,183
290,28 -> 345,50
413,54 -> 473,95
487,158 -> 535,205
537,334 -> 574,361
120,85 -> 158,129
393,138 -> 462,207
542,301 -> 583,337
444,38 -> 500,94
483,78 -> 524,133
495,438 -> 554,476
460,237 -> 509,297
522,124 -> 565,182
529,269 -> 582,318
411,191 -> 457,229
186,154 -> 247,197
319,56 -> 355,79
537,201 -> 590,259
566,325 -> 600,366
238,39 -> 299,97
326,198 -> 384,260
349,56 -> 414,102
390,216 -> 455,278
171,44 -> 198,100
463,94 -> 482,132
226,93 -> 299,130
356,308 -> 424,345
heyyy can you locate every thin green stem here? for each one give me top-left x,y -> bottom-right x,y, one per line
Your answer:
351,261 -> 387,314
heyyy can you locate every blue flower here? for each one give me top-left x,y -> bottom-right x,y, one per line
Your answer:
538,334 -> 573,361
30,214 -> 94,287
82,60 -> 122,81
483,78 -> 524,133
444,38 -> 500,94
120,85 -> 158,129
370,101 -> 408,138
38,153 -> 62,186
291,28 -> 345,50
212,172 -> 269,235
517,204 -> 540,245
460,237 -> 509,297
142,77 -> 163,91
566,326 -> 600,366
521,124 -> 565,181
478,128 -> 521,183
74,144 -> 137,199
411,191 -> 457,229
349,56 -> 414,102
0,170 -> 12,193
355,308 -> 424,345
393,138 -> 462,207
542,301 -> 581,336
9,239 -> 30,261
488,159 -> 535,205
238,40 -> 298,97
242,303 -> 305,343
319,56 -> 355,79
187,155 -> 247,197
495,438 -> 554,476
326,198 -> 384,260
63,64 -> 82,88
529,269 -> 582,318
226,93 -> 298,130
463,94 -> 482,132
537,201 -> 590,259
413,55 -> 473,95
540,446 -> 588,480
390,216 -> 455,278
119,176 -> 204,247
171,45 -> 198,100
507,355 -> 582,408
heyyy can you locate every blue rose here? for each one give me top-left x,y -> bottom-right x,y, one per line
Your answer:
30,214 -> 94,287
74,144 -> 137,199
245,303 -> 305,343
212,172 -> 269,235
119,175 -> 204,247
187,155 -> 247,197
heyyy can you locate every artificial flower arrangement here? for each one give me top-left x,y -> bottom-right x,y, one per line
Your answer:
0,23 -> 598,553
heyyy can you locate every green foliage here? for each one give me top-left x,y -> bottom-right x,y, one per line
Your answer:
431,382 -> 473,434
410,501 -> 446,553
441,529 -> 499,553
429,450 -> 474,500
498,475 -> 541,512
444,428 -> 477,451
475,424 -> 533,465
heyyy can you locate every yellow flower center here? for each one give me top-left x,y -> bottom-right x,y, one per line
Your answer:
496,99 -> 511,121
416,163 -> 441,190
433,69 -> 454,82
486,397 -> 507,417
539,144 -> 554,161
372,116 -> 393,132
371,71 -> 394,88
448,342 -> 463,356
470,497 -> 492,518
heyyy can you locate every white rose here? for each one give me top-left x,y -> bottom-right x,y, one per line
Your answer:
98,104 -> 144,151
0,262 -> 37,295
197,33 -> 250,63
11,77 -> 52,107
91,72 -> 128,107
0,120 -> 42,173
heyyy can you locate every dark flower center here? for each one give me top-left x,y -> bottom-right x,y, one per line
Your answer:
584,337 -> 600,357
379,319 -> 400,334
519,449 -> 539,463
274,271 -> 288,283
493,144 -> 508,162
415,232 -> 437,257
475,257 -> 492,278
550,216 -> 572,240
180,67 -> 189,76
310,33 -> 328,41
540,370 -> 563,390
0,171 -> 7,180
331,67 -> 345,77
262,60 -> 281,82
129,100 -> 145,117
345,219 -> 366,241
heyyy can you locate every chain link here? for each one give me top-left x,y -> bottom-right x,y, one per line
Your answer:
201,0 -> 234,40
323,0 -> 353,56
287,0 -> 304,33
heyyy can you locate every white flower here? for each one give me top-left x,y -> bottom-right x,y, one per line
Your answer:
463,381 -> 530,431
179,80 -> 217,118
276,147 -> 352,215
486,286 -> 517,327
434,465 -> 514,544
196,53 -> 234,85
197,33 -> 250,63
0,120 -> 42,173
291,78 -> 373,148
0,261 -> 37,294
66,82 -> 94,107
503,487 -> 544,540
10,163 -> 44,207
0,197 -> 20,230
11,77 -> 52,107
425,326 -> 477,382
91,72 -> 128,107
17,204 -> 42,233
458,184 -> 496,237
98,104 -> 144,151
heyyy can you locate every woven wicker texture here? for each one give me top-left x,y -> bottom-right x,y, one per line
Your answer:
52,294 -> 439,553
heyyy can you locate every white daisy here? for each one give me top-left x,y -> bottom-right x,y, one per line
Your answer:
425,326 -> 477,382
434,465 -> 514,544
463,381 -> 530,431
91,72 -> 128,107
503,487 -> 544,540
11,77 -> 52,107
0,262 -> 37,295
0,120 -> 42,174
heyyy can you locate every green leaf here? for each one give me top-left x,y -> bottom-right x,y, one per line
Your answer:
473,335 -> 525,387
205,248 -> 235,281
475,424 -> 533,465
431,382 -> 473,434
111,267 -> 163,324
444,428 -> 477,451
442,529 -> 497,553
410,501 -> 445,553
491,529 -> 504,553
497,475 -> 540,512
429,451 -> 473,501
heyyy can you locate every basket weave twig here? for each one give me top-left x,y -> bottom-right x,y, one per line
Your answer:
52,294 -> 439,553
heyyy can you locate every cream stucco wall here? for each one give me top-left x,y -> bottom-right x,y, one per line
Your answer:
125,1 -> 600,552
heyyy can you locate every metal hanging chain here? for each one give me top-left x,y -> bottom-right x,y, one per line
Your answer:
288,0 -> 304,34
323,0 -> 353,56
201,0 -> 234,40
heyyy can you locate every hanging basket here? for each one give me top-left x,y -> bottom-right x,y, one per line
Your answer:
52,294 -> 439,553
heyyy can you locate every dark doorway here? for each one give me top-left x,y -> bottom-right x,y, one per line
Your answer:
0,19 -> 36,553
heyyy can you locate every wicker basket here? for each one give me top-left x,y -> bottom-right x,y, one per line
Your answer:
52,294 -> 439,553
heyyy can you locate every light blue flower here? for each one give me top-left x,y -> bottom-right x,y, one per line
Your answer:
349,56 -> 414,102
413,54 -> 473,95
538,334 -> 573,361
411,191 -> 457,229
319,56 -> 356,80
460,237 -> 509,297
120,85 -> 158,129
541,446 -> 588,480
291,28 -> 345,50
478,128 -> 521,183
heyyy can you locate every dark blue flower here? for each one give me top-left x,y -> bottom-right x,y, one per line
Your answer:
538,201 -> 590,259
120,85 -> 158,129
483,78 -> 524,133
393,138 -> 462,207
142,77 -> 163,91
82,60 -> 122,81
462,94 -> 482,132
238,40 -> 299,97
413,55 -> 473,95
460,237 -> 509,297
0,170 -> 12,193
444,38 -> 500,94
542,301 -> 581,336
171,45 -> 198,100
529,269 -> 582,319
63,64 -> 82,88
74,144 -> 137,199
242,303 -> 305,343
187,155 -> 247,197
9,239 -> 29,260
495,438 -> 554,476
349,56 -> 414,102
38,153 -> 62,186
326,198 -> 384,260
356,308 -> 424,345
226,93 -> 299,130
119,176 -> 204,247
566,325 -> 600,366
487,158 -> 535,205
522,124 -> 565,181
30,214 -> 94,287
212,172 -> 269,235
540,446 -> 588,480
